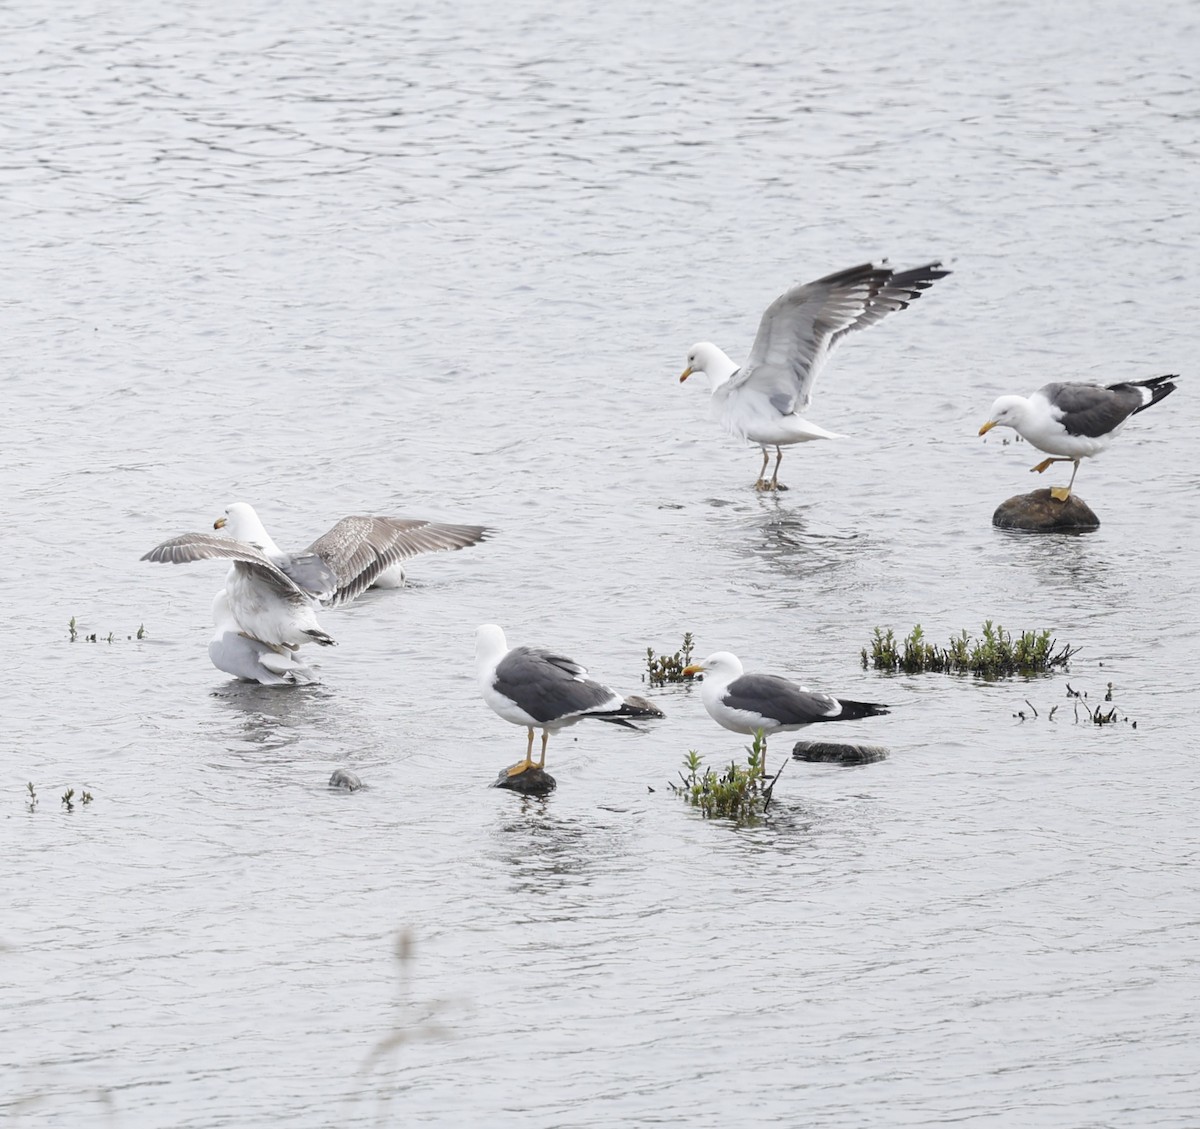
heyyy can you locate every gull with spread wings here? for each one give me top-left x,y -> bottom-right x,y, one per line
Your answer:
680,261 -> 950,491
143,502 -> 489,682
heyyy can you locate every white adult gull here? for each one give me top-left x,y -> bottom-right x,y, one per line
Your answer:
475,624 -> 657,777
680,260 -> 950,491
682,651 -> 889,776
143,502 -> 489,679
208,589 -> 319,686
979,375 -> 1178,501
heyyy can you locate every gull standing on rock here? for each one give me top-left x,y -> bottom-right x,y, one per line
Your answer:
680,261 -> 950,491
979,375 -> 1178,501
143,502 -> 489,681
682,651 -> 889,776
475,624 -> 659,778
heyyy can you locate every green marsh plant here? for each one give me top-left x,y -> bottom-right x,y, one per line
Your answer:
645,632 -> 695,686
671,730 -> 780,822
863,621 -> 1078,678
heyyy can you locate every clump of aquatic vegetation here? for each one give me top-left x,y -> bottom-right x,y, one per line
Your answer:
862,622 -> 1079,678
670,730 -> 777,822
1014,682 -> 1136,728
69,617 -> 146,643
25,782 -> 94,813
61,788 -> 94,812
645,632 -> 695,686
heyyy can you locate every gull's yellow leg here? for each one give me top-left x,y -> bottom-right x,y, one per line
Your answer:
754,448 -> 770,490
1050,459 -> 1082,503
506,727 -> 537,776
1031,456 -> 1073,474
768,446 -> 785,492
537,729 -> 549,769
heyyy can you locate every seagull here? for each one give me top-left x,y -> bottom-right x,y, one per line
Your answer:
475,624 -> 659,777
979,376 -> 1178,501
680,260 -> 950,491
682,651 -> 889,776
143,502 -> 489,671
208,590 -> 319,686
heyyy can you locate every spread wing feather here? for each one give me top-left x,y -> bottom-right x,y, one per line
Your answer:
140,533 -> 309,601
732,261 -> 950,413
306,516 -> 489,607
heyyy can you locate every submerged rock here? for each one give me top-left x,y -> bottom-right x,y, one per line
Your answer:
492,765 -> 557,796
991,489 -> 1099,533
792,740 -> 889,766
329,768 -> 363,791
621,695 -> 665,719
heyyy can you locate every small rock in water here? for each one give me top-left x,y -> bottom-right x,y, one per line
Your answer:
492,765 -> 557,796
792,740 -> 889,766
329,768 -> 363,791
991,489 -> 1099,533
622,694 -> 665,719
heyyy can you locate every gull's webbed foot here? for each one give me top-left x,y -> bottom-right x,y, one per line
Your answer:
1049,486 -> 1072,502
506,757 -> 536,777
1031,458 -> 1057,474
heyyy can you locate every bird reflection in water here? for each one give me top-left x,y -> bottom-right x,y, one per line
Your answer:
209,680 -> 336,755
493,803 -> 630,898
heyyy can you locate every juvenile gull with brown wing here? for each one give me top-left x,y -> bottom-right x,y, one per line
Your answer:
143,502 -> 488,680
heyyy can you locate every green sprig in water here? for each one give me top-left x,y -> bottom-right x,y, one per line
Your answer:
671,729 -> 770,823
645,632 -> 695,686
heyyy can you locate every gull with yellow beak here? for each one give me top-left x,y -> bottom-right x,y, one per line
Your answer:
979,375 -> 1177,501
683,651 -> 889,777
142,502 -> 489,678
680,260 -> 950,491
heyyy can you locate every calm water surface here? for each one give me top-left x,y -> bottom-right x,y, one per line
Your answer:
3,1 -> 1199,1125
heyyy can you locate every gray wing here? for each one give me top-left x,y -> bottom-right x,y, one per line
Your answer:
1040,382 -> 1146,439
306,516 -> 490,608
723,673 -> 841,725
141,533 -> 308,600
493,646 -> 622,724
733,261 -> 950,413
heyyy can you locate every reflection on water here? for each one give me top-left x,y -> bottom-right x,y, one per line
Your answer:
491,801 -> 630,898
209,680 -> 338,751
998,527 -> 1123,603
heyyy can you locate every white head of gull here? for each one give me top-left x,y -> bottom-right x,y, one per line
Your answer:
979,375 -> 1177,500
680,260 -> 950,492
682,650 -> 889,776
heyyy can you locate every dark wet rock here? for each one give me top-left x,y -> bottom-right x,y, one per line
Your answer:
792,740 -> 889,765
991,490 -> 1100,533
622,695 -> 665,719
329,768 -> 363,791
492,764 -> 557,796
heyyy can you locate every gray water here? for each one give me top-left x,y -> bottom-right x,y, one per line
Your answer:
4,0 -> 1200,1125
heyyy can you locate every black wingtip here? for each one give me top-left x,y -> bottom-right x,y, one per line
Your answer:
1128,374 -> 1178,415
831,699 -> 891,722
